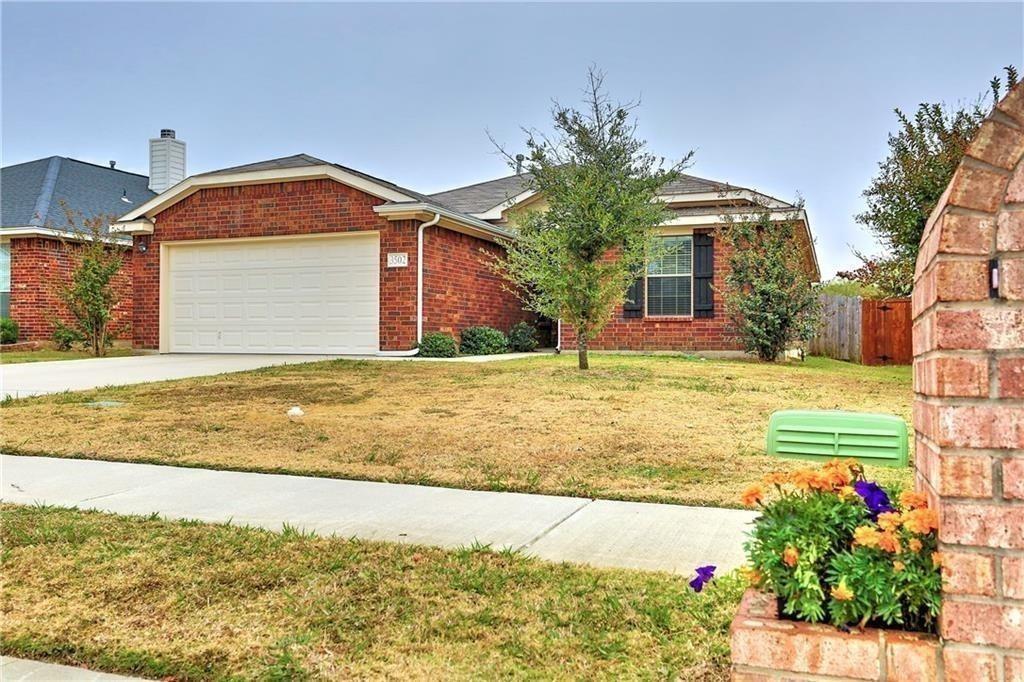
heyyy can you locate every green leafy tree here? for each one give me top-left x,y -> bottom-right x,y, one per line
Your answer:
717,205 -> 820,361
493,68 -> 690,369
853,66 -> 1018,296
52,203 -> 125,357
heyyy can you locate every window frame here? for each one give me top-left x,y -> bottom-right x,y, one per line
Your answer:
644,233 -> 694,319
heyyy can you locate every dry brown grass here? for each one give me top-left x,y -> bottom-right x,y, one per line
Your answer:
1,504 -> 744,680
1,354 -> 912,507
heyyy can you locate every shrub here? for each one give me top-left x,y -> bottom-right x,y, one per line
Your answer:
0,317 -> 18,344
508,322 -> 538,352
459,326 -> 508,355
740,460 -> 941,633
52,322 -> 85,351
418,332 -> 458,358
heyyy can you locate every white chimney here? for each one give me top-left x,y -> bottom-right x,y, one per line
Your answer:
148,129 -> 186,194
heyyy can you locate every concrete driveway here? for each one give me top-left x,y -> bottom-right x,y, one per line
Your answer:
0,353 -> 340,398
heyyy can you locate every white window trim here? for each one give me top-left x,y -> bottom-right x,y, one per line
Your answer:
644,234 -> 694,319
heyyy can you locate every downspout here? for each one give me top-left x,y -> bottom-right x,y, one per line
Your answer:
377,212 -> 441,357
555,319 -> 562,354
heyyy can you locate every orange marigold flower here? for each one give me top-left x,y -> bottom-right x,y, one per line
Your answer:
838,485 -> 856,500
821,460 -> 853,488
783,546 -> 799,567
830,580 -> 854,601
899,491 -> 929,510
893,560 -> 905,572
853,526 -> 882,548
932,552 -> 944,568
740,565 -> 763,586
877,512 -> 903,532
763,472 -> 789,487
740,484 -> 765,507
903,508 -> 939,535
878,531 -> 901,553
908,538 -> 923,553
790,469 -> 820,491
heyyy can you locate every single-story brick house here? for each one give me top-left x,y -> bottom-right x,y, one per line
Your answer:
110,152 -> 819,355
0,156 -> 155,341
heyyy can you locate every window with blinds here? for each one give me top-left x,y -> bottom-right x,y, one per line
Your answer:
647,235 -> 693,316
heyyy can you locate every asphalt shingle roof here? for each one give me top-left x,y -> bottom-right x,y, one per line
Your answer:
1,157 -> 155,234
429,173 -> 533,214
427,171 -> 780,215
198,154 -> 446,208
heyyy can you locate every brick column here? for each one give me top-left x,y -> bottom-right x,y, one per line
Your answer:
912,83 -> 1024,680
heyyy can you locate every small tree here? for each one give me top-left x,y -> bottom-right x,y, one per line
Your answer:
717,205 -> 820,361
52,203 -> 124,356
852,66 -> 1018,295
493,68 -> 690,369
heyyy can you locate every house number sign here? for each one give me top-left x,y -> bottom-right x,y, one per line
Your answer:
387,252 -> 409,268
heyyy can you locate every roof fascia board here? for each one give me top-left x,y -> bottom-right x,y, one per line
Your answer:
118,165 -> 418,221
0,226 -> 131,246
374,203 -> 514,241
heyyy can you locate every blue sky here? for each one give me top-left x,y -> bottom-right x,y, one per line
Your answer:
2,2 -> 1021,277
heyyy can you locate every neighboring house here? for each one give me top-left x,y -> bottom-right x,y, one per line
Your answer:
111,151 -> 819,355
433,171 -> 820,352
0,154 -> 159,341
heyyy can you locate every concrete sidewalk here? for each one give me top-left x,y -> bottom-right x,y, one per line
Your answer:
1,656 -> 143,681
0,455 -> 756,574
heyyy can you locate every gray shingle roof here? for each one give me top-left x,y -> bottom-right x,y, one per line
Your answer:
428,171 -> 778,215
1,157 -> 155,235
198,153 -> 446,207
429,173 -> 533,214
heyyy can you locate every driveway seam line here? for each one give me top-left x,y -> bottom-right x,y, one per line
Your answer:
515,498 -> 595,553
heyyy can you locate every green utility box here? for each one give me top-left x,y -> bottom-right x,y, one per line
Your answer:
766,410 -> 909,468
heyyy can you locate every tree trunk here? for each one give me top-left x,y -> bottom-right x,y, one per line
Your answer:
577,336 -> 590,370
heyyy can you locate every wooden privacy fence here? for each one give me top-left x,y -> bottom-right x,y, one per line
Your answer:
808,294 -> 912,365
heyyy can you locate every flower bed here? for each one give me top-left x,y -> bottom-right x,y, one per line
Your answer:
730,588 -> 941,681
726,459 -> 944,680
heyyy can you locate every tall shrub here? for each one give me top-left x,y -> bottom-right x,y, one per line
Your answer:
717,205 -> 820,361
52,203 -> 124,357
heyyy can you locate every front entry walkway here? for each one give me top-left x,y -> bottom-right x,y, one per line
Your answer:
0,455 -> 756,574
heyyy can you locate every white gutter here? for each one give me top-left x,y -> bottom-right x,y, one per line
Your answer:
376,212 -> 441,357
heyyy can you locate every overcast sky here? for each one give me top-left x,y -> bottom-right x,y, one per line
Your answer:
2,2 -> 1021,277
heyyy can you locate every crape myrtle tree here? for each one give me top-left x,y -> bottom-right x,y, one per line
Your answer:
717,203 -> 820,362
51,202 -> 125,356
848,66 -> 1018,296
492,68 -> 691,370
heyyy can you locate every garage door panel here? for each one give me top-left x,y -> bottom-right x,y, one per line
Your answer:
167,234 -> 379,354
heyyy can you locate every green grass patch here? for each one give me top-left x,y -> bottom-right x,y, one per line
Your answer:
1,504 -> 743,680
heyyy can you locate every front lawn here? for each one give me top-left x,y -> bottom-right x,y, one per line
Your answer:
0,504 -> 743,680
0,354 -> 912,507
1,347 -> 136,364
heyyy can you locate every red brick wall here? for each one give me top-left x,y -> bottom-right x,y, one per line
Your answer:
560,229 -> 742,351
135,179 -> 526,351
8,237 -> 132,342
422,226 -> 531,339
911,82 -> 1024,677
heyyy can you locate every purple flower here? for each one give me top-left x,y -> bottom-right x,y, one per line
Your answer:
689,565 -> 716,592
854,480 -> 893,518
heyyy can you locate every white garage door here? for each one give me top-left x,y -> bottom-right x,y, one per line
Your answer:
166,234 -> 379,354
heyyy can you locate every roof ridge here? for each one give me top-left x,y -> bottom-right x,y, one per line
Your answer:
63,157 -> 150,179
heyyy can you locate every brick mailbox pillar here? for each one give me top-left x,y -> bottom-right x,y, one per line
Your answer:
912,82 -> 1024,679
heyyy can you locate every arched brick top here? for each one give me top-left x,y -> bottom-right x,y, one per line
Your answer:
910,82 -> 1024,664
